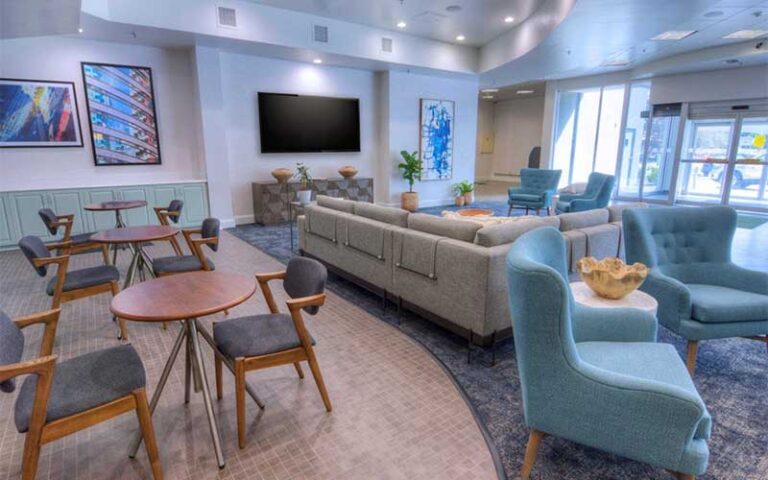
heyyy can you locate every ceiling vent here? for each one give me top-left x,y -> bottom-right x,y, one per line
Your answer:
217,6 -> 237,28
381,37 -> 393,53
313,24 -> 329,43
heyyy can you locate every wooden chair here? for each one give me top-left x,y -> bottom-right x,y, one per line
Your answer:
38,208 -> 109,264
0,308 -> 162,480
17,235 -> 127,340
152,218 -> 219,277
213,257 -> 331,448
152,200 -> 184,255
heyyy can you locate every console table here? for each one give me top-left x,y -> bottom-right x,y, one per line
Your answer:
252,177 -> 373,225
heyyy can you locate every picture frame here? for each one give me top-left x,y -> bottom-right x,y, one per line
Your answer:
419,98 -> 455,181
81,62 -> 162,166
0,78 -> 83,148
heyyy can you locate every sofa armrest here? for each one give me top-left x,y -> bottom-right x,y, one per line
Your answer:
558,192 -> 579,202
640,270 -> 691,332
572,304 -> 657,343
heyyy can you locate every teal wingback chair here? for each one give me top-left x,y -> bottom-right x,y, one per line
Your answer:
506,227 -> 710,480
623,206 -> 768,374
507,168 -> 562,216
556,172 -> 615,213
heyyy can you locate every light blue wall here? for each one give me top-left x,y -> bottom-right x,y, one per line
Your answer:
0,182 -> 209,249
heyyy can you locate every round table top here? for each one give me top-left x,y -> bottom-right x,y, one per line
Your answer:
457,208 -> 495,217
570,281 -> 658,314
92,225 -> 179,244
84,200 -> 148,211
111,271 -> 257,322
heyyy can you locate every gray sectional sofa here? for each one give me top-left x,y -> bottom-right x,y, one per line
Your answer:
298,196 -> 644,346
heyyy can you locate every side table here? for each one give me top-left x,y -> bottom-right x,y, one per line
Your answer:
288,201 -> 305,253
570,281 -> 658,316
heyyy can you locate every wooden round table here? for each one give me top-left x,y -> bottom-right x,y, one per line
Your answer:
570,281 -> 658,315
457,208 -> 494,217
85,200 -> 148,263
112,271 -> 259,469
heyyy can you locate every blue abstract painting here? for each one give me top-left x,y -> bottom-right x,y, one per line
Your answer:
0,79 -> 82,147
419,98 -> 454,180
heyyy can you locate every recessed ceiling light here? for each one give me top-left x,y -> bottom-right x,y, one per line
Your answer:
481,88 -> 499,93
703,10 -> 724,18
313,58 -> 323,64
723,29 -> 768,39
78,27 -> 83,33
516,90 -> 535,95
396,21 -> 407,29
446,5 -> 462,12
603,60 -> 630,67
482,95 -> 494,100
456,34 -> 465,41
504,16 -> 515,23
652,30 -> 697,41
724,58 -> 742,65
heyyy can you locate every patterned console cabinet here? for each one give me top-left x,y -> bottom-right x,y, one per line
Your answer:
0,181 -> 209,249
252,177 -> 373,225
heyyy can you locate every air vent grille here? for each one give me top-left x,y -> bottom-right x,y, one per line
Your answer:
381,37 -> 393,53
313,24 -> 329,43
217,6 -> 237,28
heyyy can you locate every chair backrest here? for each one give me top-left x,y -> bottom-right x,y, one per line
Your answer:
0,309 -> 25,393
623,206 -> 735,279
284,257 -> 327,315
593,173 -> 615,208
38,208 -> 59,235
520,168 -> 562,192
18,236 -> 51,277
167,200 -> 184,224
201,218 -> 220,251
505,227 -> 578,425
582,172 -> 609,197
527,146 -> 541,169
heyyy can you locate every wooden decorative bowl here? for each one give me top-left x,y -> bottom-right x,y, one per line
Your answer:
271,168 -> 293,183
576,257 -> 648,300
338,166 -> 358,179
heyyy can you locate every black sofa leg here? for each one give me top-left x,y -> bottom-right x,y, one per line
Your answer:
467,331 -> 473,364
491,330 -> 497,366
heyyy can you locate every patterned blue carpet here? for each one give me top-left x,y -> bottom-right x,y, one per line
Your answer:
229,203 -> 767,480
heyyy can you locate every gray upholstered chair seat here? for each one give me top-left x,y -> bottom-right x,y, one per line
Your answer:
214,314 -> 315,359
14,345 -> 146,433
46,265 -> 119,295
688,284 -> 768,323
152,255 -> 215,275
71,232 -> 97,245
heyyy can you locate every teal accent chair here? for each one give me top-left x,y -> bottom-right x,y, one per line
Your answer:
623,206 -> 768,375
507,168 -> 562,216
506,227 -> 710,480
556,172 -> 615,213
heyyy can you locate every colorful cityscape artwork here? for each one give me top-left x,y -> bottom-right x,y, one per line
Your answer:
81,62 -> 161,165
0,79 -> 82,147
419,98 -> 454,180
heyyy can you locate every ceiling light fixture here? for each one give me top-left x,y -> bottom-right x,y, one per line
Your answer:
703,10 -> 724,18
313,58 -> 323,64
723,29 -> 768,40
516,90 -> 535,95
482,95 -> 494,100
396,21 -> 407,29
652,30 -> 697,41
446,5 -> 462,12
78,27 -> 83,33
603,60 -> 630,67
504,16 -> 515,23
456,34 -> 465,41
481,88 -> 499,93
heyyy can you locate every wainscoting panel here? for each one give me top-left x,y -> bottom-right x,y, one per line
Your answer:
0,182 -> 209,249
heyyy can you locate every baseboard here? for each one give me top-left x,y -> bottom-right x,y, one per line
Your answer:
233,214 -> 255,226
220,218 -> 237,229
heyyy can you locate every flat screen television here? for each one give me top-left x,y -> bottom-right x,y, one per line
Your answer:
258,92 -> 361,153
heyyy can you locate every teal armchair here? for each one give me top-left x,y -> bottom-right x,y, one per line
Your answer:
556,172 -> 615,213
623,206 -> 768,374
506,227 -> 710,480
507,168 -> 561,216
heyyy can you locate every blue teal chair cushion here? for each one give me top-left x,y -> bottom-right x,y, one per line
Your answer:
688,285 -> 768,323
506,227 -> 709,476
45,265 -> 119,295
508,169 -> 561,210
557,172 -> 615,213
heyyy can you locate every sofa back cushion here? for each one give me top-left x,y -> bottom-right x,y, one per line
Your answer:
558,209 -> 609,231
317,195 -> 355,213
607,202 -> 647,223
474,216 -> 561,247
343,215 -> 387,260
407,213 -> 481,243
396,230 -> 441,279
355,202 -> 409,227
304,205 -> 342,242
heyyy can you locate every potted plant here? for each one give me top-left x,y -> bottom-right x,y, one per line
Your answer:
451,183 -> 466,207
295,162 -> 313,205
457,180 -> 475,205
397,150 -> 423,212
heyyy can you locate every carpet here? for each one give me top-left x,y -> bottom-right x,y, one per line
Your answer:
229,210 -> 768,480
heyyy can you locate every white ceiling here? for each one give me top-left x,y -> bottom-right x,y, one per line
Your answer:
250,0 -> 545,46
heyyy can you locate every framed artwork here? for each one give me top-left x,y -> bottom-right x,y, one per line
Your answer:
0,78 -> 83,148
81,62 -> 162,166
419,98 -> 454,181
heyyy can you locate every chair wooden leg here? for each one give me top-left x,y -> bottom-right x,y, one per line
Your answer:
686,341 -> 699,376
235,359 -> 247,449
525,207 -> 529,215
293,362 -> 305,379
20,433 -> 42,480
215,355 -> 223,400
134,388 -> 163,480
507,205 -> 513,217
676,473 -> 695,480
101,244 -> 110,265
169,237 -> 183,256
110,281 -> 128,341
521,430 -> 546,480
305,347 -> 332,412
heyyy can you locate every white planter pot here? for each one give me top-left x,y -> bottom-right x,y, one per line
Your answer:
297,190 -> 312,205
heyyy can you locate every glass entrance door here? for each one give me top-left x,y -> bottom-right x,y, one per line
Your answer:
727,117 -> 768,210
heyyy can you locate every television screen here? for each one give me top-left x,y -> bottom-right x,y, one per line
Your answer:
258,93 -> 361,153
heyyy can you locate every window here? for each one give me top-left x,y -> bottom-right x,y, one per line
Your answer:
617,82 -> 650,196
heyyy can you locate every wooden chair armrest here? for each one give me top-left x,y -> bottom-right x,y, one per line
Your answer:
255,272 -> 286,314
33,255 -> 68,267
190,237 -> 218,247
255,271 -> 287,284
0,355 -> 57,384
286,293 -> 326,312
56,214 -> 74,221
46,240 -> 72,252
153,206 -> 165,214
14,309 -> 60,357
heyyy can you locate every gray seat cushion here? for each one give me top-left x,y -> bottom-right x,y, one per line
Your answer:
152,255 -> 214,275
46,265 -> 119,295
0,310 -> 24,393
71,232 -> 97,245
688,284 -> 768,323
14,345 -> 146,433
214,314 -> 315,359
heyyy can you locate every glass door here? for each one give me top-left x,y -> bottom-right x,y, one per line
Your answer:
677,119 -> 734,204
727,117 -> 768,210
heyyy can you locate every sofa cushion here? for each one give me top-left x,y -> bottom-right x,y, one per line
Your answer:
344,215 -> 386,259
562,230 -> 587,272
407,213 -> 481,243
474,217 -> 560,247
688,284 -> 768,323
317,195 -> 355,213
305,205 -> 342,242
607,203 -> 648,223
558,209 -> 609,231
581,224 -> 622,259
396,230 -> 440,279
355,202 -> 409,227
